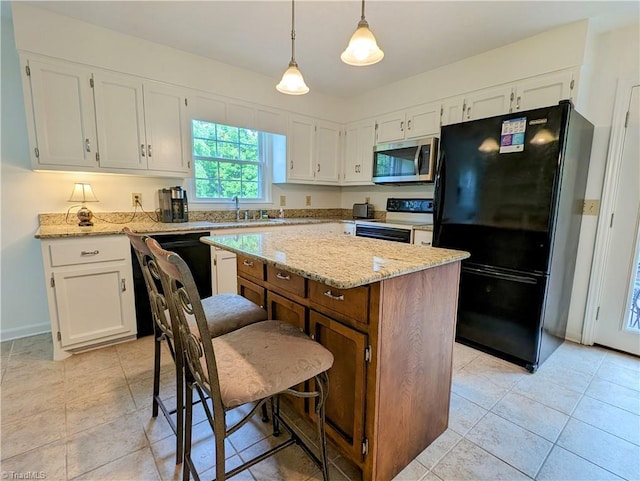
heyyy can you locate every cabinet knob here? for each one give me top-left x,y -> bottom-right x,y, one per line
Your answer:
121,279 -> 127,292
243,260 -> 254,267
80,250 -> 99,256
317,163 -> 321,172
141,144 -> 146,157
147,144 -> 152,157
516,96 -> 521,110
275,272 -> 291,281
421,241 -> 431,246
85,138 -> 91,152
400,120 -> 404,132
407,119 -> 412,130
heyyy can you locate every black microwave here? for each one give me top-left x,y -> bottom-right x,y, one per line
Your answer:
372,137 -> 439,184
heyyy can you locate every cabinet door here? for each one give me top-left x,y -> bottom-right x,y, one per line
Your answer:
94,72 -> 147,170
405,101 -> 441,139
464,85 -> 514,121
413,230 -> 433,247
288,114 -> 315,181
315,120 -> 341,184
309,311 -> 367,462
214,248 -> 238,294
344,119 -> 376,184
513,70 -> 575,112
342,223 -> 356,236
376,111 -> 405,143
257,107 -> 287,135
53,262 -> 135,347
238,276 -> 265,309
441,96 -> 465,127
143,82 -> 189,174
27,59 -> 97,168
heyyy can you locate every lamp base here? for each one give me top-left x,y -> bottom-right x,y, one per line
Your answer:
77,206 -> 94,226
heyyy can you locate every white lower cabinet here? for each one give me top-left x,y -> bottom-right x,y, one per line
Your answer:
40,236 -> 136,360
214,247 -> 239,294
413,230 -> 433,247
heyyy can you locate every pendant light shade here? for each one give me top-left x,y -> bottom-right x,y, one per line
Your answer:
276,0 -> 309,95
341,0 -> 384,66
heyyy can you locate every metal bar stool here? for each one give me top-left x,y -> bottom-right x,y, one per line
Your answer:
123,227 -> 268,464
146,237 -> 334,481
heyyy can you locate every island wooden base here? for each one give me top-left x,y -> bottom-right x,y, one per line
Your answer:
235,255 -> 461,481
366,261 -> 459,481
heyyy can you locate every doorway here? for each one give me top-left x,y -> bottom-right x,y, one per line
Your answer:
585,81 -> 640,356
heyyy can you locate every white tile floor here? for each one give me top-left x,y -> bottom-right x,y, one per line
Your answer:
1,333 -> 639,481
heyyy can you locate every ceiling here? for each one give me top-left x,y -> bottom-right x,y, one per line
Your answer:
24,1 -> 640,98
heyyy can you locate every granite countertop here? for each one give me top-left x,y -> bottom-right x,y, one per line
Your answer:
201,232 -> 469,289
34,218 -> 339,239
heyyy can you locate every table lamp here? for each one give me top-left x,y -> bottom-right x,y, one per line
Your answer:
68,183 -> 99,226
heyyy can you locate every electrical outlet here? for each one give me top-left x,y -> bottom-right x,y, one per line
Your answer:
280,195 -> 286,207
583,199 -> 600,216
132,193 -> 142,207
306,195 -> 312,206
365,197 -> 370,203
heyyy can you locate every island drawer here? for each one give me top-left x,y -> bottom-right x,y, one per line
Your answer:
237,255 -> 265,281
267,265 -> 306,298
48,236 -> 127,267
308,280 -> 369,324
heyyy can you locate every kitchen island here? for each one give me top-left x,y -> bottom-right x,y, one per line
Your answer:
201,231 -> 469,481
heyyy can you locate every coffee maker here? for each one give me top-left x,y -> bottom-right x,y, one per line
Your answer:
159,187 -> 189,223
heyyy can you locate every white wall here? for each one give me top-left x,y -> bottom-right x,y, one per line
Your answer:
565,21 -> 640,342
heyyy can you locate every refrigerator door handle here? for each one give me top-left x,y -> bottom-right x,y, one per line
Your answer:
433,151 -> 446,234
463,266 -> 539,284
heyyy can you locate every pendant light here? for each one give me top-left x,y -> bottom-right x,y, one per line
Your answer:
341,0 -> 384,66
276,0 -> 309,95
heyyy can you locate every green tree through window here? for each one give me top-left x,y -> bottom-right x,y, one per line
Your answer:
192,120 -> 262,200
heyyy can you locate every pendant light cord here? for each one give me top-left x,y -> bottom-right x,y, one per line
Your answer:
290,0 -> 296,64
360,0 -> 366,21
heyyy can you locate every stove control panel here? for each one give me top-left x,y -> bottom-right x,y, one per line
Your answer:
386,198 -> 433,213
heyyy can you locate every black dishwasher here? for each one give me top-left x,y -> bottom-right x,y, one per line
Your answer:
131,231 -> 212,337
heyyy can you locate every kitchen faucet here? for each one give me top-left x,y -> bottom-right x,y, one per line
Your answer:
232,195 -> 240,221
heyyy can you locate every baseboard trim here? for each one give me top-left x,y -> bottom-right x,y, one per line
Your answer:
0,323 -> 51,342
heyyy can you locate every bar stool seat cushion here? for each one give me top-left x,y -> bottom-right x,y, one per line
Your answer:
201,294 -> 267,337
198,321 -> 334,409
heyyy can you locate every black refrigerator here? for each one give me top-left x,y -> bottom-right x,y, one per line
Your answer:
433,100 -> 594,372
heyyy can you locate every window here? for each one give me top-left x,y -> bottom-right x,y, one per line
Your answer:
192,120 -> 268,201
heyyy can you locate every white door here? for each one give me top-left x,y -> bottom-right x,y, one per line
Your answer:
376,111 -> 406,143
595,85 -> 640,355
441,96 -> 465,126
405,101 -> 441,139
27,59 -> 97,168
143,81 -> 189,173
464,85 -> 514,121
288,115 -> 315,181
93,72 -> 147,170
55,264 -> 134,347
215,249 -> 238,294
513,70 -> 575,112
315,121 -> 341,184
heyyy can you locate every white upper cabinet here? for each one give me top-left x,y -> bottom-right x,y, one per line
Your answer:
277,114 -> 341,185
512,69 -> 575,112
24,58 -> 98,169
94,73 -> 189,174
315,120 -> 341,184
376,101 -> 441,143
93,72 -> 147,170
440,96 -> 465,127
463,85 -> 514,121
143,81 -> 190,173
342,119 -> 375,185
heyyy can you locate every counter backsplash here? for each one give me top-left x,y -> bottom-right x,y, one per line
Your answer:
39,208 -> 385,226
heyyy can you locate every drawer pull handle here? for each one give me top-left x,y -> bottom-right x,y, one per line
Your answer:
242,260 -> 254,267
121,279 -> 127,292
421,241 -> 431,246
81,250 -> 100,256
275,272 -> 290,281
323,290 -> 344,301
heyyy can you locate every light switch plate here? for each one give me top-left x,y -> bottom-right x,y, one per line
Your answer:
280,195 -> 286,207
306,195 -> 311,206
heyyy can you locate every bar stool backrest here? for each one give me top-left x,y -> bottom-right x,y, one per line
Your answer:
122,227 -> 173,341
145,237 -> 226,417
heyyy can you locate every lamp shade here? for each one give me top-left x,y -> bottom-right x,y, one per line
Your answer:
68,183 -> 98,203
276,61 -> 310,95
341,20 -> 384,66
